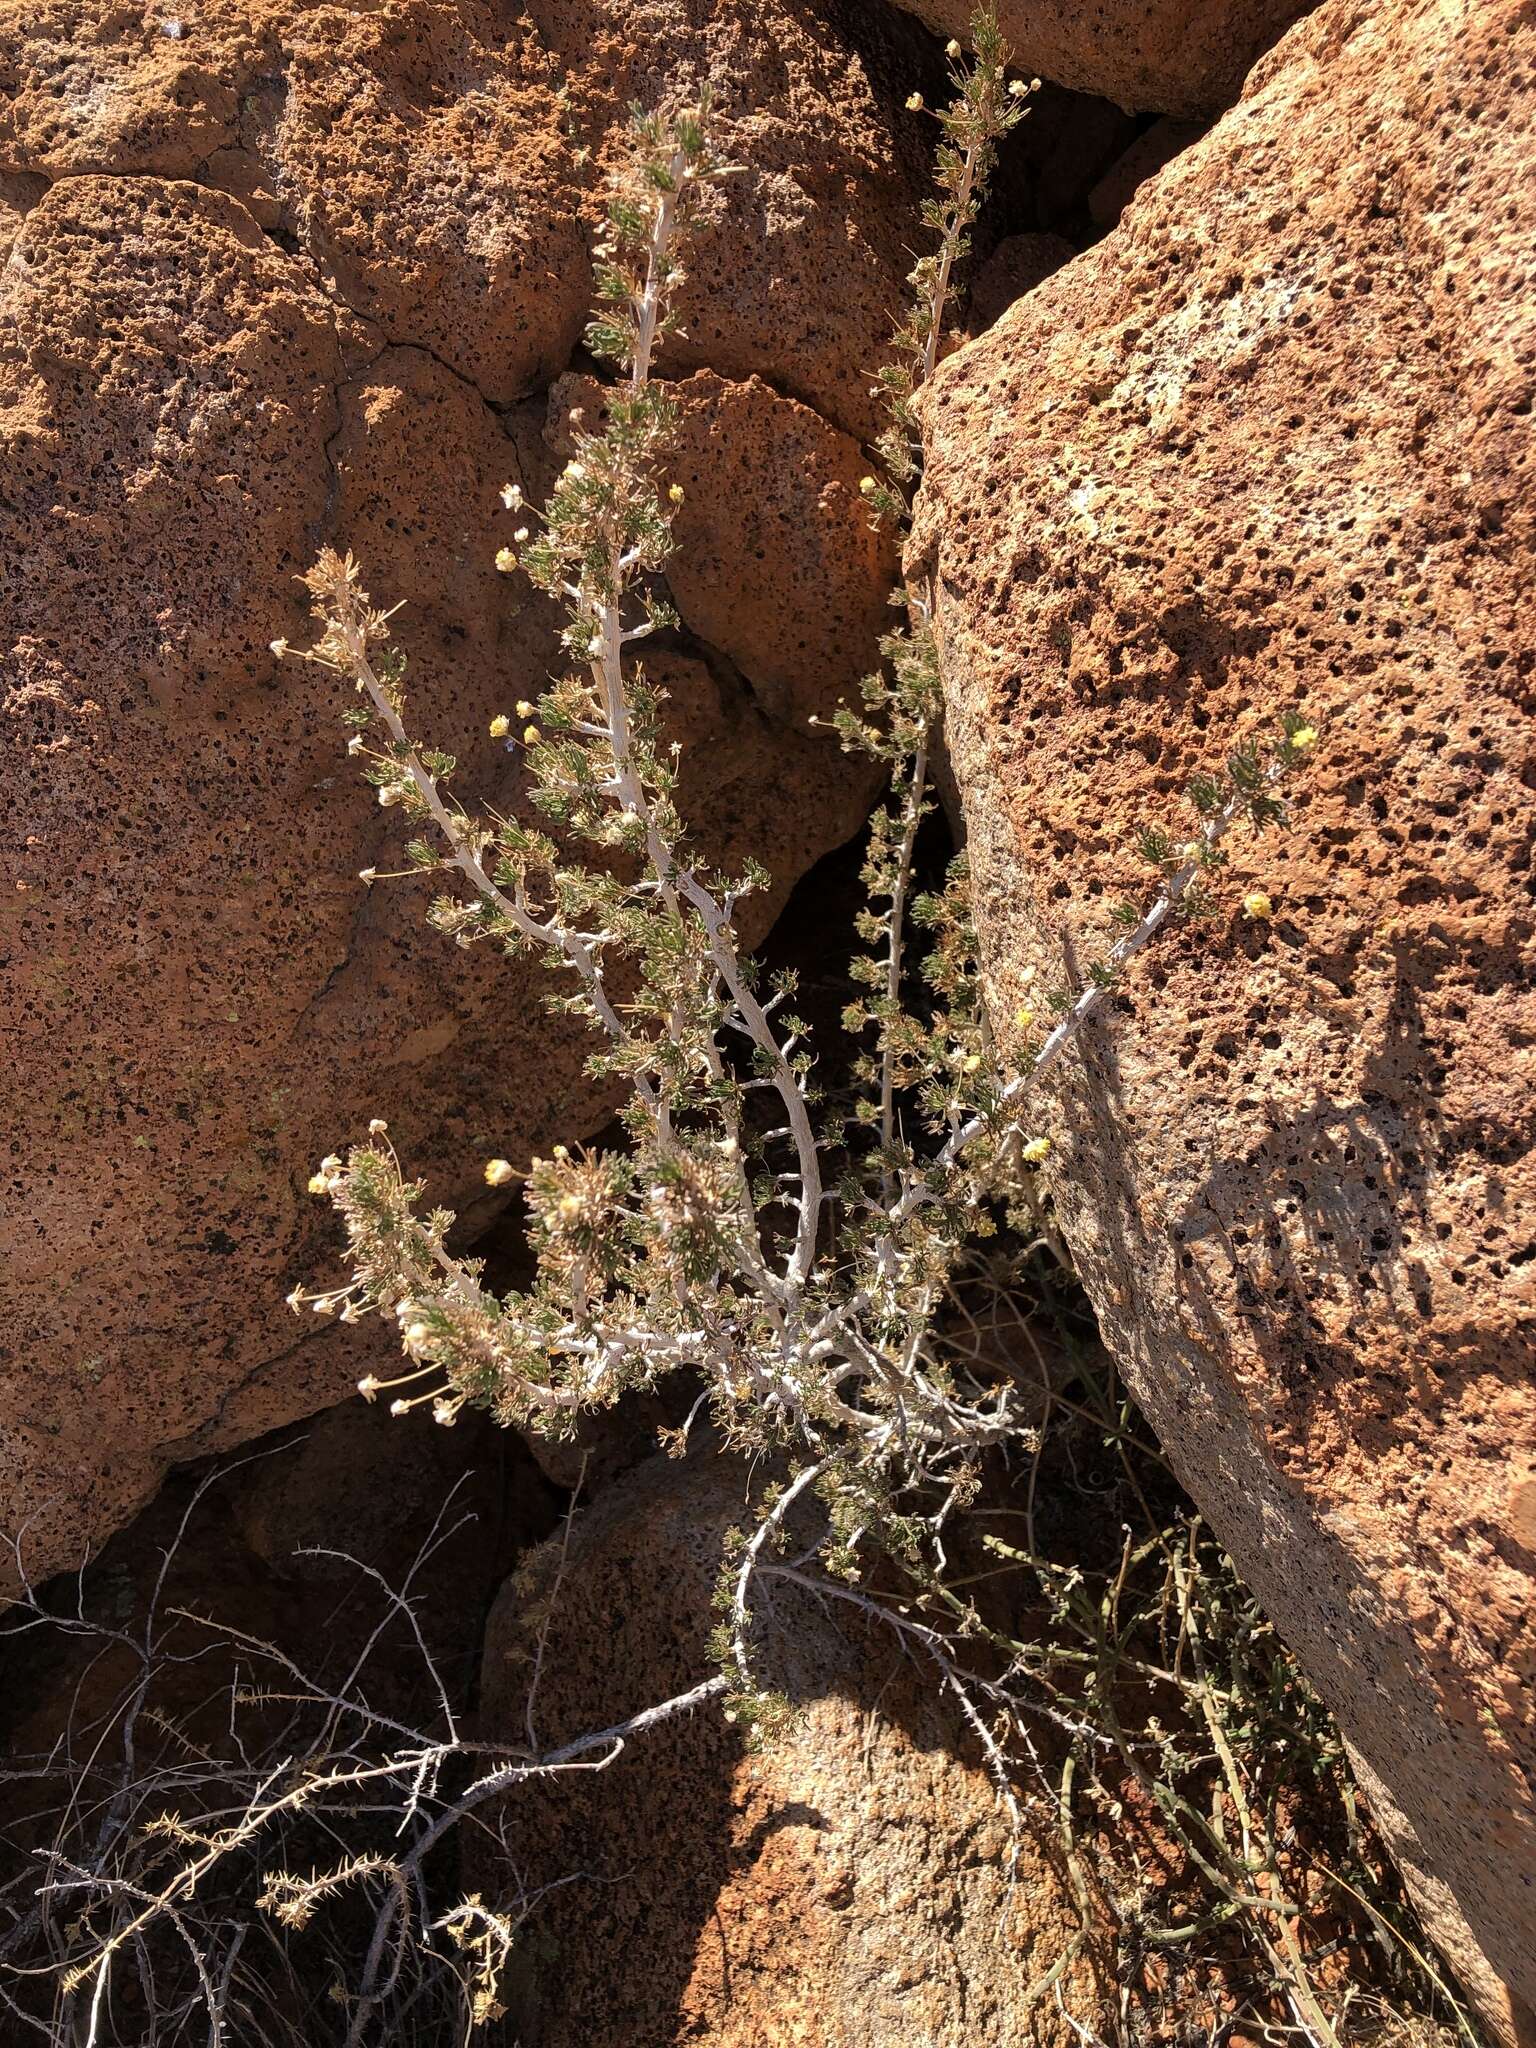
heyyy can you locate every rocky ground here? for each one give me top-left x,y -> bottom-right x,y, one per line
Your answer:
2,0 -> 1532,2040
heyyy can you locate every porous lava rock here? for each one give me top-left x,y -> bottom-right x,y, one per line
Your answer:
911,0 -> 1536,2034
549,366 -> 898,722
477,1452 -> 1108,2046
887,0 -> 1312,116
1,0 -> 921,1583
0,0 -> 940,438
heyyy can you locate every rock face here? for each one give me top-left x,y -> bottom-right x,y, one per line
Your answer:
0,0 -> 921,1582
912,0 -> 1536,2036
889,0 -> 1312,116
477,1453 -> 1107,2046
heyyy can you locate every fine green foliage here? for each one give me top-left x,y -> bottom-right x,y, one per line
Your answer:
281,36 -> 1314,1720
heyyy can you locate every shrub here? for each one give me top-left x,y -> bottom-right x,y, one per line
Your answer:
283,48 -> 1313,1720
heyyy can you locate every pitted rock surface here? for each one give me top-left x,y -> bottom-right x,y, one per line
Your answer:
1,0 -> 919,1580
887,0 -> 1313,116
911,0 -> 1536,2033
477,1452 -> 1109,2046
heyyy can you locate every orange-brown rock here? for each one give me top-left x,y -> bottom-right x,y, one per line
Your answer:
887,0 -> 1311,116
550,366 -> 898,721
0,0 -> 937,437
1,0 -> 916,1583
911,0 -> 1536,2035
477,1452 -> 1108,2046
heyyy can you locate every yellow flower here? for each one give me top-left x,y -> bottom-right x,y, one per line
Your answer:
402,1321 -> 430,1350
1015,1004 -> 1034,1030
495,547 -> 517,573
307,1171 -> 332,1195
523,724 -> 541,746
488,713 -> 510,739
1021,1136 -> 1052,1164
960,1052 -> 982,1073
1243,890 -> 1273,920
906,91 -> 923,110
1290,724 -> 1318,751
484,1158 -> 515,1187
859,476 -> 877,496
516,699 -> 535,718
945,37 -> 961,57
668,483 -> 685,504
